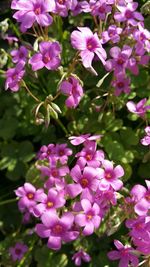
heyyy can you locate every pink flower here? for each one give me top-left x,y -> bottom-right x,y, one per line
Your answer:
15,183 -> 45,211
112,74 -> 130,96
36,211 -> 79,250
9,242 -> 28,262
71,27 -> 107,75
72,249 -> 91,266
29,41 -> 61,71
75,142 -> 104,168
10,46 -> 28,63
75,199 -> 101,235
105,45 -> 132,75
38,159 -> 69,190
130,180 -> 150,216
108,240 -> 139,267
98,160 -> 124,191
37,144 -> 56,160
60,76 -> 84,108
101,25 -> 122,44
114,2 -> 144,26
126,98 -> 150,117
54,0 -> 77,17
55,144 -> 72,164
33,188 -> 66,217
11,0 -> 55,32
67,165 -> 100,198
69,134 -> 101,146
91,0 -> 112,20
126,216 -> 150,240
5,62 -> 25,92
141,126 -> 150,146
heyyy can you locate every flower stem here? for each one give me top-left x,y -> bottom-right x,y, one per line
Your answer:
22,81 -> 40,103
56,118 -> 68,135
0,198 -> 18,206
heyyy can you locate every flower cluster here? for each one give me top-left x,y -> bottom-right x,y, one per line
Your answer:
15,134 -> 124,254
5,0 -> 149,111
108,180 -> 150,266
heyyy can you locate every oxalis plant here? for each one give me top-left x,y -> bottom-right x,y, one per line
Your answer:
0,0 -> 150,266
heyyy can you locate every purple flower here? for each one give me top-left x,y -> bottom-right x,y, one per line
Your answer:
141,126 -> 150,146
75,142 -> 104,168
9,242 -> 28,262
5,62 -> 25,92
91,0 -> 112,20
33,188 -> 66,217
4,35 -> 18,45
127,54 -> 149,75
75,199 -> 101,235
98,160 -> 124,191
72,249 -> 91,266
94,187 -> 117,214
130,180 -> 150,216
69,134 -> 101,146
38,160 -> 69,190
15,182 -> 45,211
132,226 -> 150,255
112,74 -> 130,96
29,41 -> 61,71
114,2 -> 144,26
11,0 -> 55,32
36,211 -> 79,250
71,27 -> 107,75
108,240 -> 139,267
11,46 -> 28,63
126,216 -> 150,240
133,23 -> 150,55
67,165 -> 100,198
55,143 -> 72,164
101,25 -> 122,44
126,98 -> 150,118
105,45 -> 132,75
60,76 -> 84,108
37,144 -> 56,160
54,0 -> 77,17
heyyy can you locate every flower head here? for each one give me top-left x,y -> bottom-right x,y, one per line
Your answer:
9,242 -> 28,262
98,160 -> 124,191
71,27 -> 107,75
126,98 -> 150,117
72,249 -> 91,266
60,76 -> 84,108
141,126 -> 150,146
5,62 -> 25,92
15,182 -> 45,211
75,199 -> 101,235
114,2 -> 144,26
36,211 -> 79,250
29,41 -> 61,71
11,45 -> 28,63
11,0 -> 55,32
108,240 -> 139,267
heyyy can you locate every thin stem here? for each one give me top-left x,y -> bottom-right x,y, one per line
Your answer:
32,25 -> 39,37
22,81 -> 40,103
93,16 -> 99,28
56,118 -> 68,135
0,198 -> 18,206
39,25 -> 46,39
52,90 -> 61,101
67,52 -> 80,76
99,19 -> 103,36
